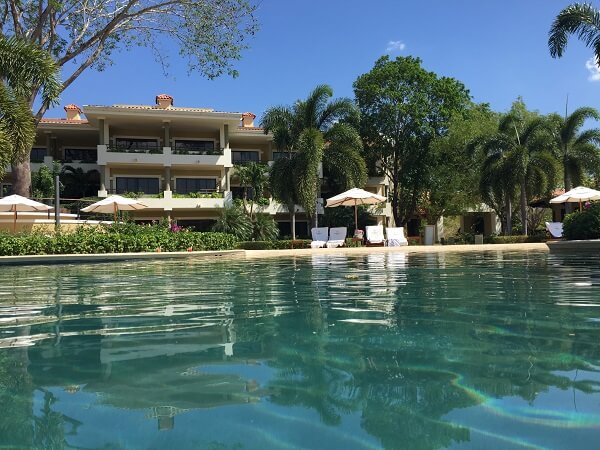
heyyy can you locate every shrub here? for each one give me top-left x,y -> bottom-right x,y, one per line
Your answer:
483,234 -> 546,244
563,203 -> 600,240
237,239 -> 311,250
213,205 -> 252,240
252,214 -> 279,241
0,224 -> 238,256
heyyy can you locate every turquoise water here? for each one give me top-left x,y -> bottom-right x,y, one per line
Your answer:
0,251 -> 599,449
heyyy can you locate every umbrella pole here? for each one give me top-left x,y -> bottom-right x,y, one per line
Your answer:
114,203 -> 117,223
13,207 -> 16,234
579,200 -> 582,212
354,200 -> 358,232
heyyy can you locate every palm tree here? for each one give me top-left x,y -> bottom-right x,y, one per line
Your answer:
261,85 -> 367,237
547,107 -> 600,191
232,162 -> 269,220
473,114 -> 557,235
0,36 -> 61,195
548,3 -> 600,64
61,166 -> 101,198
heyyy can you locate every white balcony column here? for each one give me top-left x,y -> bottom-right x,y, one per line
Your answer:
98,165 -> 108,197
163,121 -> 170,147
225,167 -> 231,191
164,167 -> 171,191
223,124 -> 230,149
98,119 -> 105,145
102,119 -> 110,146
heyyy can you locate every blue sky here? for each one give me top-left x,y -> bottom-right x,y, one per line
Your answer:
47,0 -> 600,122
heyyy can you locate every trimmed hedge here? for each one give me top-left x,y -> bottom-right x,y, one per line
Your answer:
483,234 -> 546,244
563,204 -> 600,240
0,224 -> 238,256
237,239 -> 311,250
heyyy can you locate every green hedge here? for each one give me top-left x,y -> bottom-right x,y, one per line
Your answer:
483,234 -> 546,244
0,224 -> 238,256
237,239 -> 311,250
563,204 -> 600,240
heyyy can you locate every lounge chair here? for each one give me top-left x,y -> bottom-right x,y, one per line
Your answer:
326,227 -> 347,248
366,225 -> 385,246
310,227 -> 329,248
545,221 -> 563,239
386,227 -> 408,246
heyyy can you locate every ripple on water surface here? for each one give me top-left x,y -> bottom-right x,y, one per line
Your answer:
0,251 -> 600,449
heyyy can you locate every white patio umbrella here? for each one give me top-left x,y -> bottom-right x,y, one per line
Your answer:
0,194 -> 52,233
326,188 -> 386,231
549,186 -> 600,211
81,195 -> 147,222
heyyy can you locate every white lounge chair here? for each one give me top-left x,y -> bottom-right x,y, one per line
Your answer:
366,225 -> 385,246
386,227 -> 408,246
311,227 -> 329,248
326,227 -> 347,248
545,221 -> 563,239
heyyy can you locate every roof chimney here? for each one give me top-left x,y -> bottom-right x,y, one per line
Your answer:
241,112 -> 256,128
64,104 -> 82,120
155,94 -> 174,109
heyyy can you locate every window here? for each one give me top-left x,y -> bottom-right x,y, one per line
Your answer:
1,184 -> 12,196
272,151 -> 293,161
173,140 -> 215,154
30,148 -> 46,162
175,178 -> 217,194
231,186 -> 254,200
232,151 -> 259,164
64,148 -> 97,162
115,177 -> 160,194
114,138 -> 160,152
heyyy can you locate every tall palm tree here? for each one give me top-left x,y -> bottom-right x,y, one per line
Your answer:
548,3 -> 600,63
473,114 -> 557,235
547,107 -> 600,191
261,85 -> 367,237
0,36 -> 61,194
232,162 -> 269,220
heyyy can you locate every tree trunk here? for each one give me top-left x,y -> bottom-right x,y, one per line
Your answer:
520,182 -> 528,236
391,180 -> 401,227
564,166 -> 573,214
289,205 -> 296,240
505,196 -> 512,236
11,161 -> 32,196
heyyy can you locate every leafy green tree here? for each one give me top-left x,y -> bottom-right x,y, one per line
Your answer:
0,36 -> 61,185
548,3 -> 600,64
547,107 -> 600,192
262,85 -> 367,234
251,213 -> 279,241
1,0 -> 258,195
353,56 -> 471,226
31,161 -> 62,199
426,104 -> 499,225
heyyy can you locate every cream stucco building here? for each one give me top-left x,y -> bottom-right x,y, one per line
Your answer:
2,95 -> 393,236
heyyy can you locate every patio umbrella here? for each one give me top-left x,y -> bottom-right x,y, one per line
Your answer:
549,186 -> 600,211
326,188 -> 386,231
0,194 -> 52,233
81,195 -> 147,222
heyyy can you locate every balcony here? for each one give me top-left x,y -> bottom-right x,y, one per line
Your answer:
97,145 -> 232,167
108,145 -> 162,154
133,191 -> 232,211
172,146 -> 224,156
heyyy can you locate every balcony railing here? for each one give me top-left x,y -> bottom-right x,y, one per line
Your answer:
172,147 -> 224,156
107,145 -> 163,154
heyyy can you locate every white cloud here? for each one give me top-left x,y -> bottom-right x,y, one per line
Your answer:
585,56 -> 600,81
385,40 -> 406,53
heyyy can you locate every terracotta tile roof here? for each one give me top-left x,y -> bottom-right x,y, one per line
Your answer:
64,104 -> 82,113
156,94 -> 173,100
242,112 -> 256,119
40,118 -> 89,124
237,126 -> 264,132
93,104 -> 217,113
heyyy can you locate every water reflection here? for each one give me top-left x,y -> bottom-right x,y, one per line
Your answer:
0,251 -> 599,449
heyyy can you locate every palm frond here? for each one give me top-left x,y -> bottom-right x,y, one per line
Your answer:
548,3 -> 600,59
563,106 -> 600,142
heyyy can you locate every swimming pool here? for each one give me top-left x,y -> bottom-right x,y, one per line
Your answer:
0,251 -> 598,449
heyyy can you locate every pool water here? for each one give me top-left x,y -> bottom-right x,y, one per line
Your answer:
0,251 -> 599,449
